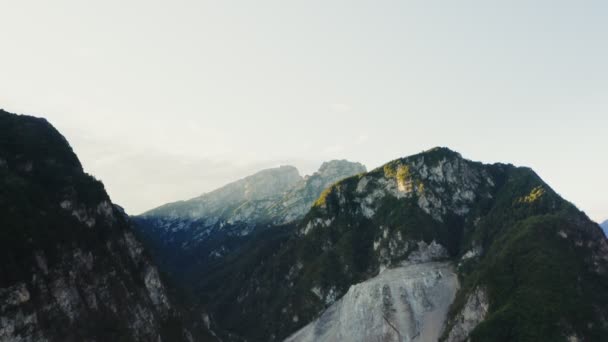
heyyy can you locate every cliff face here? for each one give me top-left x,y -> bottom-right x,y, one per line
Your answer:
0,110 -> 207,342
265,160 -> 367,224
143,165 -> 304,222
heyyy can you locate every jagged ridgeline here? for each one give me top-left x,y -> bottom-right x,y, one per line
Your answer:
0,110 -> 216,341
132,159 -> 366,286
187,148 -> 608,341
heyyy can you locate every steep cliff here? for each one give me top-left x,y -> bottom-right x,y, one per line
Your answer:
0,110 -> 213,341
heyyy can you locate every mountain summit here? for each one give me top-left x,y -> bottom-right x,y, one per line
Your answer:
141,160 -> 365,225
188,146 -> 608,342
143,165 -> 303,220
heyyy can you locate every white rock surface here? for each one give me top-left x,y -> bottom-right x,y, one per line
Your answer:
285,262 -> 459,342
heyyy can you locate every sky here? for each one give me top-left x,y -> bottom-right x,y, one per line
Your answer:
0,1 -> 606,221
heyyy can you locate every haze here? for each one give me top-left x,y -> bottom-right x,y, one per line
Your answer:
0,1 -> 606,221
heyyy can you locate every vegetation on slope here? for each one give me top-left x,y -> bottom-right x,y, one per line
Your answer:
191,147 -> 608,342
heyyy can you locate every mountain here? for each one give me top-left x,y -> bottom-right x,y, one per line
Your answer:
140,160 -> 366,225
6,105 -> 607,342
0,109 -> 215,341
132,159 -> 366,283
601,220 -> 608,235
192,147 -> 608,342
143,165 -> 303,223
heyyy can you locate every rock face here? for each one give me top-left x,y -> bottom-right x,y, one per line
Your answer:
285,262 -> 459,342
266,160 -> 367,224
443,287 -> 489,342
144,165 -> 303,221
0,110 -> 208,341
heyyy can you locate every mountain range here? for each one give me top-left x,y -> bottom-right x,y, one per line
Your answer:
2,108 -> 608,342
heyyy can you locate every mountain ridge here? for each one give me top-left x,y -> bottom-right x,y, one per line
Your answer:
141,160 -> 366,224
132,158 -> 366,288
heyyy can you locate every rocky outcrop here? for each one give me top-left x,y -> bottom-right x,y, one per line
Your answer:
285,262 -> 459,342
0,227 -> 175,342
307,148 -> 495,228
443,287 -> 489,342
266,160 -> 366,224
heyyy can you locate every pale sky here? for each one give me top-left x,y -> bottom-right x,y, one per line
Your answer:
0,1 -> 606,221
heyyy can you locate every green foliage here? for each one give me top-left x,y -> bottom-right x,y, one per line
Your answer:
383,164 -> 397,178
443,166 -> 607,341
465,215 -> 608,341
313,185 -> 334,208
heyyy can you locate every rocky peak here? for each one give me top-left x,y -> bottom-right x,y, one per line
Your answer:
142,160 -> 366,225
265,160 -> 366,224
309,148 -> 497,227
196,164 -> 302,205
316,160 -> 366,179
238,165 -> 302,201
143,165 -> 303,219
0,109 -> 84,179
